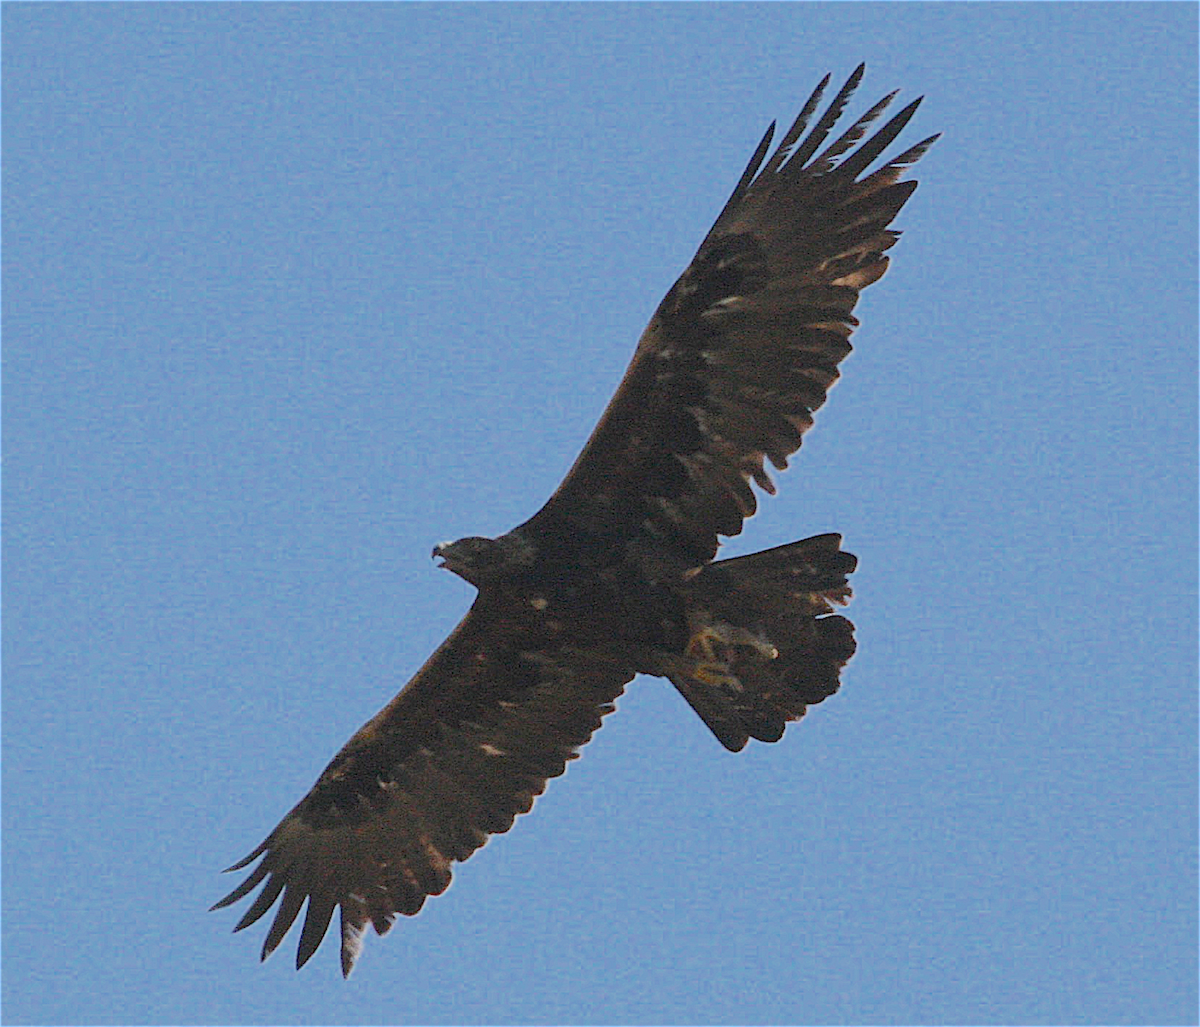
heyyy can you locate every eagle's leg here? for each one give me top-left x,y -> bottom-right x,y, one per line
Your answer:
685,622 -> 779,661
683,622 -> 778,689
691,661 -> 741,689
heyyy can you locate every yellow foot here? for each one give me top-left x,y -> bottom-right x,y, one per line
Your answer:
685,622 -> 779,662
685,625 -> 726,662
692,661 -> 742,689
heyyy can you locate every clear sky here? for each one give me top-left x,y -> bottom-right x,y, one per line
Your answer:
3,4 -> 1196,1025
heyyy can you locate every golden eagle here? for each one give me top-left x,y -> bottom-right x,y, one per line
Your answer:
214,66 -> 936,976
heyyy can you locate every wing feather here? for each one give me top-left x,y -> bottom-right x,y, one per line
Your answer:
758,73 -> 830,180
296,896 -> 336,969
214,606 -> 631,975
786,63 -> 865,169
262,882 -> 308,960
527,67 -> 935,564
233,873 -> 284,933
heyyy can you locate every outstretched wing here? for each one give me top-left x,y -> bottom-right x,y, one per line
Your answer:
213,605 -> 632,976
527,66 -> 938,564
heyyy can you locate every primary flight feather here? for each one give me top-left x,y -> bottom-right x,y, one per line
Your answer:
214,65 -> 937,976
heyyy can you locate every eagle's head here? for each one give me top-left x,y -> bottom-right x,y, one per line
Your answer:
432,532 -> 535,587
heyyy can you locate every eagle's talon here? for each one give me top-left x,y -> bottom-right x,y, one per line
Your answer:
685,622 -> 778,662
685,625 -> 726,662
692,661 -> 743,690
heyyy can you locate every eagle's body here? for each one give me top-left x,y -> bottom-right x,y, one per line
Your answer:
215,66 -> 936,976
437,529 -> 680,679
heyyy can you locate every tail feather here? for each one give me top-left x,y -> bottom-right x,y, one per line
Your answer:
665,533 -> 857,751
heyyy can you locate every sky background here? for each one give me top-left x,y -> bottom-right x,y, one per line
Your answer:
3,4 -> 1196,1025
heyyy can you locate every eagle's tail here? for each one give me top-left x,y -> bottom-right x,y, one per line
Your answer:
663,533 -> 857,752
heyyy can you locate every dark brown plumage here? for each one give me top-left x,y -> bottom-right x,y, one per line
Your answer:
214,65 -> 937,976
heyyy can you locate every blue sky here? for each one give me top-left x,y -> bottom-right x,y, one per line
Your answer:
3,4 -> 1196,1024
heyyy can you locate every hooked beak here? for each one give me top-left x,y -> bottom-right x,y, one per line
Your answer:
432,542 -> 450,568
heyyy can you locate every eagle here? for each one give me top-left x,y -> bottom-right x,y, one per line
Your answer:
214,65 -> 936,976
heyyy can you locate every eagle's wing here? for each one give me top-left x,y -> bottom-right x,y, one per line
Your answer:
213,605 -> 632,976
527,66 -> 937,564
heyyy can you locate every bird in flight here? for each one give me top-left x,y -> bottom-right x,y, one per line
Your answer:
214,65 -> 937,976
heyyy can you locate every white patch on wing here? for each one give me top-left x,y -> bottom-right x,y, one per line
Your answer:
340,915 -> 366,974
479,743 -> 505,757
530,596 -> 548,610
701,295 -> 745,317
